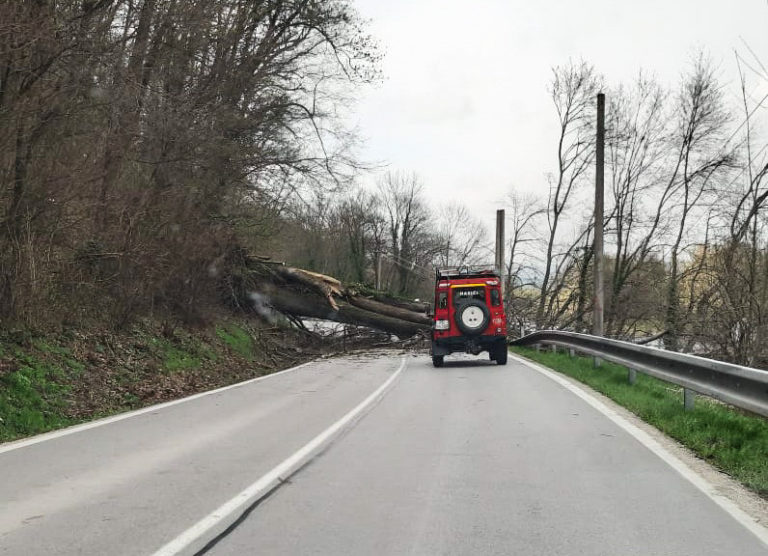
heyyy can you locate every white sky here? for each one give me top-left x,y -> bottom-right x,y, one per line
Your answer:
348,0 -> 768,236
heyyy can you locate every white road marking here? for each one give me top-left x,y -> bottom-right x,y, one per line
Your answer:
151,356 -> 407,556
0,360 -> 315,455
510,352 -> 768,548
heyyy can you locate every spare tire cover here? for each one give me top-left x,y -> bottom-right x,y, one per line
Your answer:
454,300 -> 491,336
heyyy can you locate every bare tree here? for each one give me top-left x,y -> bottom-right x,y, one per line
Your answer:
536,61 -> 602,328
685,56 -> 768,365
663,55 -> 734,351
336,189 -> 379,283
377,171 -> 431,295
603,74 -> 669,336
434,204 -> 487,268
500,193 -> 543,334
503,193 -> 543,292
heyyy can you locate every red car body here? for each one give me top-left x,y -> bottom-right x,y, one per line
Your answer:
430,267 -> 508,367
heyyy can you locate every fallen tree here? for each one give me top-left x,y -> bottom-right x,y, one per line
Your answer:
262,287 -> 429,338
233,257 -> 432,338
346,296 -> 431,325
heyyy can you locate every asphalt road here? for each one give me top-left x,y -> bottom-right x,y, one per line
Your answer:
2,351 -> 767,555
0,354 -> 398,555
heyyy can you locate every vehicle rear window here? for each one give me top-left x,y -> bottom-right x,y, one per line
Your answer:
490,288 -> 501,306
453,286 -> 485,303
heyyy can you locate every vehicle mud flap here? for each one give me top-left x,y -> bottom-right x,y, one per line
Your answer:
431,341 -> 450,356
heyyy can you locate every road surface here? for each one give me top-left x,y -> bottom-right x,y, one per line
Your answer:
1,351 -> 766,555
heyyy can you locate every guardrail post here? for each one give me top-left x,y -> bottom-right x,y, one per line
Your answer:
684,388 -> 695,411
628,368 -> 637,385
551,345 -> 557,354
534,344 -> 541,353
569,348 -> 575,358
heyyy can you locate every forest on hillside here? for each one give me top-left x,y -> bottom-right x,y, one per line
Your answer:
1,0 -> 382,326
2,2 -> 768,367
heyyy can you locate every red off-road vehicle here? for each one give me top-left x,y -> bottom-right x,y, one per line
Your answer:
430,266 -> 508,367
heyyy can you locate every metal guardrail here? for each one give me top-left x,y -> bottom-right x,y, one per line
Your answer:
511,331 -> 768,418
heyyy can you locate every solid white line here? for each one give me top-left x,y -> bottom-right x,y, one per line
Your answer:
0,360 -> 316,455
152,356 -> 407,556
509,352 -> 768,548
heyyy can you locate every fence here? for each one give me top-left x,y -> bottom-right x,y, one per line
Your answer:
511,331 -> 768,417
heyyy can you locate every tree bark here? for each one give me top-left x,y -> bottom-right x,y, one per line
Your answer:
263,288 -> 429,338
347,296 -> 431,325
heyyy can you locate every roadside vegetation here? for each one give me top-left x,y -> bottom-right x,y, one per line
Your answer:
512,346 -> 768,497
0,320 -> 317,443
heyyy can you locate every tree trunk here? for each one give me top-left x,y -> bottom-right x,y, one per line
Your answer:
347,296 -> 431,325
664,252 -> 679,351
263,288 -> 429,338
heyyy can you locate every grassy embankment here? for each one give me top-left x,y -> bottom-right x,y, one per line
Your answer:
0,320 -> 313,443
512,346 -> 768,498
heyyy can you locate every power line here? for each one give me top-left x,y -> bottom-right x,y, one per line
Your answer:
739,36 -> 768,80
379,251 -> 434,278
722,142 -> 768,190
381,250 -> 429,271
722,89 -> 768,147
725,49 -> 768,147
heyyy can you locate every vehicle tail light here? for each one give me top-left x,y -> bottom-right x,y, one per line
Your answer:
435,319 -> 449,330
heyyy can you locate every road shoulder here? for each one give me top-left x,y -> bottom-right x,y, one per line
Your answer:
509,351 -> 768,536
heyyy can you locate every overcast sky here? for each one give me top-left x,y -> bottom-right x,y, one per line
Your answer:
347,0 -> 768,236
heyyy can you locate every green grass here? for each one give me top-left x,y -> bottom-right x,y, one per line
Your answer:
512,346 -> 768,496
216,324 -> 254,360
31,338 -> 71,356
0,351 -> 76,442
147,334 -> 217,374
162,346 -> 202,373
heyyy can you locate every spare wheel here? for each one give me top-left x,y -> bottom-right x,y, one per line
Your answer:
454,300 -> 490,336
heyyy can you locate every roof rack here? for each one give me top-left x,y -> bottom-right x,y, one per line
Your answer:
435,265 -> 499,281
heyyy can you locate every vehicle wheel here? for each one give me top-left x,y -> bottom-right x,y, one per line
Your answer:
495,346 -> 508,365
432,355 -> 444,367
454,300 -> 491,336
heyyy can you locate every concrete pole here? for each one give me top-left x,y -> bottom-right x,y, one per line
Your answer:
684,388 -> 695,411
594,93 -> 605,367
495,209 -> 505,293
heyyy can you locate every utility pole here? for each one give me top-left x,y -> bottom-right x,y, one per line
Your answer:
594,93 -> 605,364
495,209 -> 505,293
375,250 -> 382,291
